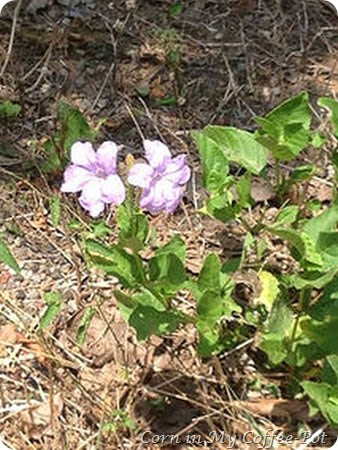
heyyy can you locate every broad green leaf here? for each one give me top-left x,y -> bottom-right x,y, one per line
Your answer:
0,100 -> 21,119
155,234 -> 186,262
290,269 -> 337,290
197,319 -> 224,356
191,130 -> 229,193
57,101 -> 95,152
236,173 -> 252,208
304,204 -> 338,243
197,290 -> 224,321
273,205 -> 299,226
114,290 -> 137,321
203,195 -> 235,222
261,92 -> 311,130
117,203 -> 149,251
132,288 -> 166,312
260,295 -> 294,365
323,355 -> 338,386
0,240 -> 20,274
285,165 -> 316,187
317,231 -> 338,258
255,92 -> 312,160
76,307 -> 96,345
309,276 -> 338,321
198,253 -> 221,292
149,253 -> 186,293
301,381 -> 338,424
268,228 -> 322,270
260,336 -> 288,366
42,101 -> 95,172
318,97 -> 338,137
129,305 -> 182,340
40,291 -> 62,330
85,239 -> 144,288
254,271 -> 279,312
310,132 -> 326,148
202,126 -> 268,174
49,195 -> 61,228
301,318 -> 338,356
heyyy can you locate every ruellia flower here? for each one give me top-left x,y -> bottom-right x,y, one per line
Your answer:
61,141 -> 126,217
127,139 -> 190,213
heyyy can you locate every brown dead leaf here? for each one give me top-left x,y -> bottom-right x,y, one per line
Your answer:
16,336 -> 48,365
251,178 -> 275,202
237,398 -> 309,421
0,323 -> 18,356
21,393 -> 63,440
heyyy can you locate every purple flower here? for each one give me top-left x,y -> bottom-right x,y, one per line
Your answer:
61,141 -> 126,217
127,140 -> 190,213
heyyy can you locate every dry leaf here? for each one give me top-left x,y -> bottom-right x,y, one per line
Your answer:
0,323 -> 18,356
21,393 -> 63,440
237,398 -> 309,421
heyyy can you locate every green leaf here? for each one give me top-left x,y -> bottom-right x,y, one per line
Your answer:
40,291 -> 62,330
254,271 -> 279,312
310,132 -> 326,148
318,97 -> 338,137
260,295 -> 294,365
290,269 -> 337,290
317,231 -> 338,258
0,100 -> 21,119
0,240 -> 20,274
76,307 -> 96,345
149,253 -> 186,294
285,165 -> 316,188
117,204 -> 149,251
202,126 -> 268,174
91,221 -> 113,238
191,130 -> 229,193
57,101 -> 95,153
255,92 -> 312,160
304,203 -> 338,243
132,288 -> 166,312
273,205 -> 299,226
198,253 -> 221,292
301,381 -> 338,425
301,318 -> 338,356
155,234 -> 186,262
323,355 -> 338,385
309,276 -> 338,321
268,228 -> 322,270
129,305 -> 182,340
236,173 -> 252,208
42,101 -> 95,173
85,239 -> 144,288
49,195 -> 61,228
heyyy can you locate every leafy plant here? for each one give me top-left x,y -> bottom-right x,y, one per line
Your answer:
65,91 -> 338,425
42,101 -> 95,173
0,100 -> 21,119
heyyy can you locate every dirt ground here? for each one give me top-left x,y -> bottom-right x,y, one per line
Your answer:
0,0 -> 338,449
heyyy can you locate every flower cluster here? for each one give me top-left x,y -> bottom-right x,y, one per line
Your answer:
61,139 -> 190,217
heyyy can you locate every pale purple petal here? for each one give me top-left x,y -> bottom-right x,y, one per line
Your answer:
79,178 -> 104,217
140,179 -> 183,213
144,139 -> 171,169
162,155 -> 191,185
101,174 -> 126,205
96,141 -> 119,174
70,142 -> 97,170
61,165 -> 95,193
128,163 -> 154,189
